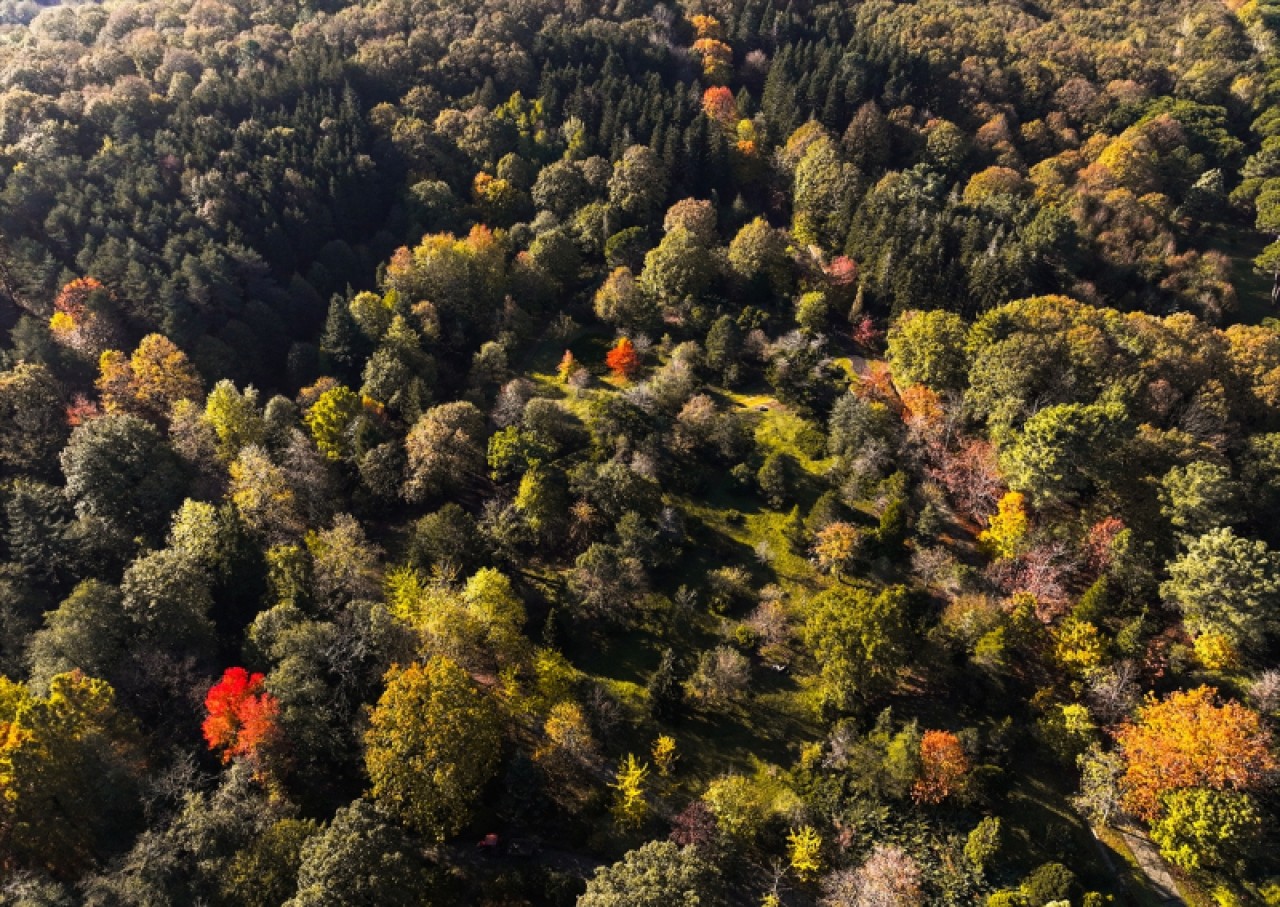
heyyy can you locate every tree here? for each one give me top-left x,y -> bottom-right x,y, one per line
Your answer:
579,841 -> 717,907
705,316 -> 742,384
727,218 -> 792,300
0,672 -> 143,877
702,86 -> 737,127
4,478 -> 72,585
203,667 -> 282,769
319,295 -> 368,381
792,132 -> 855,249
285,799 -> 434,907
978,492 -> 1028,560
205,380 -> 266,459
1073,744 -> 1124,826
594,267 -> 657,332
1158,461 -> 1241,538
803,585 -> 912,711
514,462 -> 567,543
639,227 -> 717,307
1160,527 -> 1280,652
647,648 -> 684,720
120,547 -> 215,653
1115,686 -> 1275,822
1148,788 -> 1260,871
757,451 -> 794,507
610,753 -> 650,828
843,102 -> 892,171
663,198 -> 719,245
304,385 -> 361,462
1254,179 -> 1280,305
998,401 -> 1127,506
1020,862 -> 1077,905
652,734 -> 678,776
796,291 -> 830,333
306,514 -> 383,613
965,817 -> 1002,875
119,334 -> 203,420
221,818 -> 319,907
820,844 -> 923,907
686,646 -> 750,706
26,581 -> 127,692
536,701 -> 596,774
605,337 -> 640,381
608,145 -> 667,224
403,402 -> 486,502
0,362 -> 68,476
363,657 -> 500,840
48,277 -> 123,357
886,310 -> 970,393
557,350 -> 581,384
60,413 -> 187,542
230,445 -> 305,541
702,773 -> 771,841
569,542 -> 648,620
532,159 -> 590,218
912,730 -> 970,804
813,522 -> 863,577
788,825 -> 823,881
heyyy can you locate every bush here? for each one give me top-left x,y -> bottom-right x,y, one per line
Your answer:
1021,862 -> 1077,906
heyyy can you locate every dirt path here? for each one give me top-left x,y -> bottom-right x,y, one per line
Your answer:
1113,822 -> 1185,905
847,353 -> 872,377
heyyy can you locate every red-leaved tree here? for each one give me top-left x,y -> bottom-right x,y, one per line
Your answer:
605,337 -> 639,381
203,667 -> 281,767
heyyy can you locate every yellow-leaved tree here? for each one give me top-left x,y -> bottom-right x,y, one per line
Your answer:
0,672 -> 144,876
364,657 -> 501,840
978,491 -> 1028,560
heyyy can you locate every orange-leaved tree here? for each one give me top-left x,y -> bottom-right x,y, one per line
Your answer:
912,730 -> 970,804
702,86 -> 737,127
557,350 -> 580,383
605,337 -> 639,381
1116,685 -> 1275,822
203,667 -> 281,767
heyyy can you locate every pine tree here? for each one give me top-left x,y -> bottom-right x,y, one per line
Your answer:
319,294 -> 366,382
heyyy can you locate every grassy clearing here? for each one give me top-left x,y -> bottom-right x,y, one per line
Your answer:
1203,225 -> 1274,325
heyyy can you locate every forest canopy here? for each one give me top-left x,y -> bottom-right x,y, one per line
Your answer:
2,0 -> 1280,903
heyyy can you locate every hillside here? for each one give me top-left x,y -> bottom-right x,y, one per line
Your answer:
1,0 -> 1280,904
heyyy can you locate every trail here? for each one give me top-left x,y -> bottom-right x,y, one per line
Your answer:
1112,822 -> 1186,906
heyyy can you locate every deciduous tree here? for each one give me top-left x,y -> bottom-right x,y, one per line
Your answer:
912,730 -> 970,804
203,667 -> 282,769
0,672 -> 143,876
579,841 -> 717,907
363,657 -> 500,840
605,337 -> 640,381
403,402 -> 485,502
1115,686 -> 1275,822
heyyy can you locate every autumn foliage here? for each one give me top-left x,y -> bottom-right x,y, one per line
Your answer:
557,350 -> 580,383
605,336 -> 639,380
702,86 -> 736,127
49,277 -> 121,355
1116,686 -> 1276,822
912,730 -> 970,804
202,667 -> 281,766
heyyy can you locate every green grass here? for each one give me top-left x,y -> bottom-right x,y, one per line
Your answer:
1202,224 -> 1274,325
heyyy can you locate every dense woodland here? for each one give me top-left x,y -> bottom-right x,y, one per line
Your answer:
2,0 -> 1280,903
